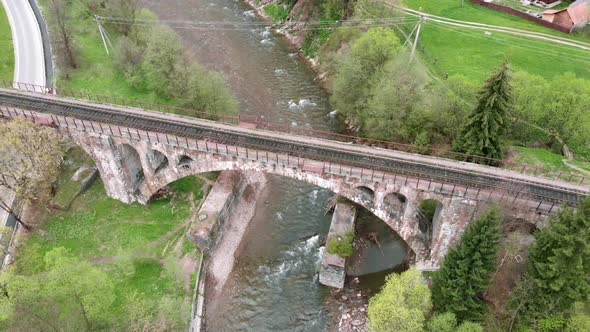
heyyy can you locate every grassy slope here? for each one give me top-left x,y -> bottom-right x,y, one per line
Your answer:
36,0 -> 170,104
60,23 -> 166,102
15,172 -> 205,322
511,146 -> 573,172
0,3 -> 14,80
402,0 -> 590,81
404,0 -> 586,38
14,2 -> 208,325
510,146 -> 590,179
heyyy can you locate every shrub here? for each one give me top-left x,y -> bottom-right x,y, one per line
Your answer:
264,4 -> 290,22
368,267 -> 431,332
326,231 -> 354,257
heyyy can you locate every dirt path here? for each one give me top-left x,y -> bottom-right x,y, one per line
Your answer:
563,160 -> 590,176
148,193 -> 199,250
385,2 -> 590,51
148,220 -> 191,249
179,254 -> 198,292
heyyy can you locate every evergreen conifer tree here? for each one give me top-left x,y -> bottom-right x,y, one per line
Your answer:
454,61 -> 512,161
431,208 -> 501,322
510,198 -> 590,325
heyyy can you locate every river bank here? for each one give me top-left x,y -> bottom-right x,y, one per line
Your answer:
139,1 -> 408,330
202,171 -> 269,310
242,0 -> 322,71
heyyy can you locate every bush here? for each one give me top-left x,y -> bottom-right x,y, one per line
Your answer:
427,312 -> 457,332
331,27 -> 401,129
264,4 -> 290,22
326,231 -> 354,257
368,267 -> 431,332
427,312 -> 483,332
456,321 -> 484,332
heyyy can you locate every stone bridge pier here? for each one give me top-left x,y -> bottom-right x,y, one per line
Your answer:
67,129 -> 542,270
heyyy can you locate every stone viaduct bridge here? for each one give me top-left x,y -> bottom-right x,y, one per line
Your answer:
0,86 -> 588,269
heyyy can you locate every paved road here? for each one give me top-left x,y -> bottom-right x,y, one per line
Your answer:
1,0 -> 45,87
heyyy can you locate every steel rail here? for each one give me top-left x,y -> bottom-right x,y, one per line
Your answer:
0,91 -> 583,199
1,80 -> 587,185
0,104 -> 578,212
0,91 -> 584,207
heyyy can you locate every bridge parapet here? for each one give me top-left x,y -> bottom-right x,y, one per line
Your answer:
2,81 -> 589,187
0,93 -> 574,268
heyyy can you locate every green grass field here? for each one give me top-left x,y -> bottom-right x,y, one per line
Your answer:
14,152 -> 206,324
402,0 -> 590,82
12,2 -> 211,326
36,0 -> 171,105
511,146 -> 573,172
510,146 -> 590,180
0,3 -> 14,80
404,0 -> 587,38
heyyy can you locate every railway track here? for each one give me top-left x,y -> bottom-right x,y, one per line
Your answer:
0,89 -> 586,206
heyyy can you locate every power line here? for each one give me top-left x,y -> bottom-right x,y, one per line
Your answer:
97,15 -> 417,26
95,15 -> 419,32
425,19 -> 590,57
426,21 -> 590,65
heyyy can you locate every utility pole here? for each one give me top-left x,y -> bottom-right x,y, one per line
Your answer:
95,16 -> 113,55
409,16 -> 424,64
402,21 -> 419,47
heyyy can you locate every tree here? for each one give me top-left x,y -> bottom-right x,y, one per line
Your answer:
105,0 -> 140,36
431,208 -> 501,322
115,36 -> 144,83
368,267 -> 431,332
48,0 -> 78,72
171,57 -> 239,117
331,27 -> 401,129
454,61 -> 512,161
431,74 -> 478,142
362,53 -> 429,141
141,25 -> 183,97
509,198 -> 590,327
0,118 -> 63,230
427,312 -> 483,332
427,312 -> 457,332
0,247 -> 115,330
511,71 -> 590,150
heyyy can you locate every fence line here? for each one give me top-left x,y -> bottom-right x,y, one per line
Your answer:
470,0 -> 571,33
1,81 -> 588,186
0,105 -> 579,214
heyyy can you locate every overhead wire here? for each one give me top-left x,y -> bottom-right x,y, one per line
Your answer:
425,20 -> 590,65
95,15 -> 419,32
424,19 -> 590,57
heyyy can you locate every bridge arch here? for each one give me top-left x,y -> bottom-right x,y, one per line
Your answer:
147,166 -> 417,256
118,143 -> 144,191
146,149 -> 169,175
383,192 -> 407,219
177,155 -> 194,169
417,199 -> 443,246
355,186 -> 375,207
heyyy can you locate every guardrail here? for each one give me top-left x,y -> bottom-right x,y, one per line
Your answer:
2,81 -> 589,187
0,104 -> 582,214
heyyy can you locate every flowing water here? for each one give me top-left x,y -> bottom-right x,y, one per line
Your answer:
144,0 -> 408,330
206,177 -> 335,331
145,0 -> 337,129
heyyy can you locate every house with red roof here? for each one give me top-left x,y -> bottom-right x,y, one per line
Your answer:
542,1 -> 589,32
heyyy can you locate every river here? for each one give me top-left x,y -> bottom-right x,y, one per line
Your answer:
144,0 -> 408,330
